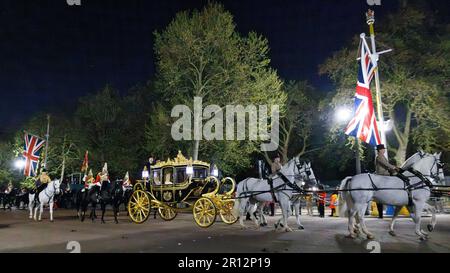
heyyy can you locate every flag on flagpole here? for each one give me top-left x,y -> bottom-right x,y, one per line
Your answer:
344,39 -> 381,147
81,150 -> 89,173
22,132 -> 46,177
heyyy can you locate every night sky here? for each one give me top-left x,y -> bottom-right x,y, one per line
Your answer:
0,0 -> 401,136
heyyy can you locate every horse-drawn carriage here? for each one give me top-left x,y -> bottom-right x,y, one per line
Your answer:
127,151 -> 237,228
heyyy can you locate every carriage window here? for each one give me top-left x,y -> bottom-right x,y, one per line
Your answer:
162,168 -> 174,185
152,169 -> 161,185
176,168 -> 187,184
193,168 -> 207,179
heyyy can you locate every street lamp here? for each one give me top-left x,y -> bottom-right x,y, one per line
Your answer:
14,158 -> 26,170
335,107 -> 352,123
384,119 -> 393,131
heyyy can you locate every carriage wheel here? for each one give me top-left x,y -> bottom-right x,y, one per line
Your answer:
127,190 -> 151,224
193,197 -> 217,228
158,206 -> 177,221
219,200 -> 238,225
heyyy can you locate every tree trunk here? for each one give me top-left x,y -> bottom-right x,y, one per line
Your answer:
60,135 -> 66,181
394,108 -> 412,165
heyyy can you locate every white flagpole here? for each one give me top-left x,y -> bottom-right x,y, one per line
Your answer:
366,9 -> 388,158
44,114 -> 50,168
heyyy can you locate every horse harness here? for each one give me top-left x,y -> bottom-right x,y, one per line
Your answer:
367,165 -> 436,207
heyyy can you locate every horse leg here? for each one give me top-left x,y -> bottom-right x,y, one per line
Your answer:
355,203 -> 374,239
247,204 -> 259,229
294,201 -> 304,230
28,198 -> 33,219
424,203 -> 437,232
49,201 -> 54,222
256,202 -> 266,227
411,202 -> 427,240
276,197 -> 292,232
101,203 -> 106,224
34,203 -> 39,221
389,206 -> 403,236
347,208 -> 358,238
114,203 -> 119,224
238,198 -> 249,229
38,203 -> 43,221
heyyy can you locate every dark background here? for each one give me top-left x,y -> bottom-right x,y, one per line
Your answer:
0,0 -> 402,136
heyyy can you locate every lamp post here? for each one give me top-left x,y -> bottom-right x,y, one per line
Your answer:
335,106 -> 361,174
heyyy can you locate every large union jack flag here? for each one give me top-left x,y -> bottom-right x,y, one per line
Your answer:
344,40 -> 381,146
22,133 -> 46,177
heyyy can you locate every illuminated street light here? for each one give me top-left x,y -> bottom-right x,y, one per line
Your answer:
14,158 -> 26,170
384,119 -> 393,131
335,107 -> 352,123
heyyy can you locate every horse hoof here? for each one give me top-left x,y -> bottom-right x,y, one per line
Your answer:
389,231 -> 396,237
298,225 -> 305,230
367,234 -> 375,240
285,228 -> 293,232
427,224 -> 434,232
50,220 -> 54,223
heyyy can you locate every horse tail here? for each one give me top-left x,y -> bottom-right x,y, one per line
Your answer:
232,179 -> 247,218
338,176 -> 352,218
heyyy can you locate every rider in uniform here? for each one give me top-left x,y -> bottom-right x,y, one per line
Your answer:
82,169 -> 95,191
94,163 -> 109,202
122,171 -> 132,191
5,181 -> 13,194
35,168 -> 51,195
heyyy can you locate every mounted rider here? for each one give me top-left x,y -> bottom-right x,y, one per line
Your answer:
35,168 -> 51,195
4,181 -> 13,194
122,171 -> 132,191
95,163 -> 110,187
82,169 -> 95,191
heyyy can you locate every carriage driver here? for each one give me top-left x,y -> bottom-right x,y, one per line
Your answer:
375,144 -> 409,185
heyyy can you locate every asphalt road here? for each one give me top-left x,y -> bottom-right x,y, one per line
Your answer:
0,208 -> 449,253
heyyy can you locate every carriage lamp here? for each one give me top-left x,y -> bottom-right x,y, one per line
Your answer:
142,166 -> 149,180
212,166 -> 219,177
186,166 -> 194,175
301,181 -> 306,186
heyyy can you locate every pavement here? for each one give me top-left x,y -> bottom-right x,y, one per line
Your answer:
0,207 -> 449,253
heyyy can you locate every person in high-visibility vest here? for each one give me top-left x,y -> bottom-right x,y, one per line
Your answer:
329,192 -> 338,217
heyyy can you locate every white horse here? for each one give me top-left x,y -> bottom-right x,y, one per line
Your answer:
273,161 -> 318,230
233,157 -> 306,232
28,179 -> 61,222
339,152 -> 443,240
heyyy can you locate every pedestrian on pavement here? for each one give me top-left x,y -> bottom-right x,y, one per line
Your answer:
329,191 -> 338,217
317,185 -> 326,218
